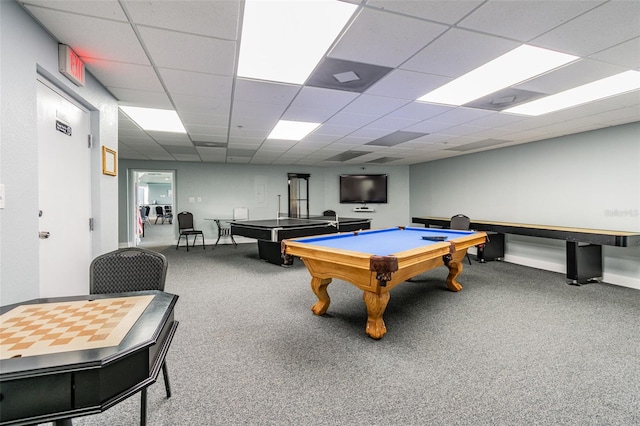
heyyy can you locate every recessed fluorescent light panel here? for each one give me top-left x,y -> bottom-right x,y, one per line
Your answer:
504,70 -> 640,116
119,106 -> 186,133
238,0 -> 357,85
267,120 -> 320,141
417,45 -> 578,106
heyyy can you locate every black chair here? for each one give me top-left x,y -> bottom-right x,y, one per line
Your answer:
323,209 -> 336,217
154,205 -> 164,224
176,211 -> 205,251
163,205 -> 173,224
89,247 -> 171,425
450,214 -> 473,265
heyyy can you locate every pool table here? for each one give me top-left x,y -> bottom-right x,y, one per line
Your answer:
283,227 -> 487,339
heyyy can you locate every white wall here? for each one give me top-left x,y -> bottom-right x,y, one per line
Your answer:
118,161 -> 410,244
0,1 -> 119,305
410,122 -> 640,288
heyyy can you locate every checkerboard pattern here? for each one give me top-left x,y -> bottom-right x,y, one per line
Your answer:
0,295 -> 153,359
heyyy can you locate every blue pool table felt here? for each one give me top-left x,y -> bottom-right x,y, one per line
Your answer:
294,227 -> 474,256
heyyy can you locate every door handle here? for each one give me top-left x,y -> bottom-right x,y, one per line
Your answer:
39,231 -> 51,239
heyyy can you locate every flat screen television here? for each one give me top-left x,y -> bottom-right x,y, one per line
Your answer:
339,174 -> 388,204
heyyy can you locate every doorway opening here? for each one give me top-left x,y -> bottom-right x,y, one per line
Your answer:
131,170 -> 176,248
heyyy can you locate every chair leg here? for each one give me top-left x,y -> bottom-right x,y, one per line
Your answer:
201,234 -> 205,249
466,253 -> 472,265
230,234 -> 237,248
162,361 -> 172,398
140,387 -> 147,426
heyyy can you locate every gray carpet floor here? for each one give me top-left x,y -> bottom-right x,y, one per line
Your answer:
63,243 -> 639,425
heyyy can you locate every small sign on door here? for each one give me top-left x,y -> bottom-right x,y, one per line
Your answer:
56,120 -> 72,136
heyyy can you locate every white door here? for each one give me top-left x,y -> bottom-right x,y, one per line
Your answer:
37,79 -> 92,297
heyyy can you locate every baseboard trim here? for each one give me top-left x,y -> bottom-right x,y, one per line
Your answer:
504,254 -> 640,289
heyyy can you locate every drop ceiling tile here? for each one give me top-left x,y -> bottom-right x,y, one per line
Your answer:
183,124 -> 228,137
229,127 -> 270,139
109,87 -> 172,109
366,69 -> 451,100
230,101 -> 286,129
324,112 -> 377,128
24,1 -> 128,20
164,145 -> 198,155
402,28 -> 519,78
366,116 -> 422,132
589,37 -> 640,69
532,1 -> 640,56
146,152 -> 176,161
329,7 -> 448,67
172,94 -> 230,114
118,136 -> 159,147
84,59 -> 162,91
124,0 -> 240,40
427,107 -> 494,124
234,79 -> 300,104
343,94 -> 411,116
458,0 -> 603,42
291,87 -> 359,110
190,135 -> 228,144
159,68 -> 232,98
150,133 -> 193,146
24,5 -> 149,64
173,154 -> 202,162
139,27 -> 236,76
365,0 -> 484,25
404,120 -> 454,134
179,111 -> 229,127
281,107 -> 336,123
366,130 -> 429,146
388,102 -> 452,120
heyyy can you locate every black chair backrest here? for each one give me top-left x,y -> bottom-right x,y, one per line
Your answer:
144,206 -> 150,216
155,206 -> 164,215
90,247 -> 167,294
450,214 -> 471,230
177,211 -> 195,230
323,210 -> 336,216
164,205 -> 172,213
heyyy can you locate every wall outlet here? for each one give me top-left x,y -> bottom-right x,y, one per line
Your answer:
188,197 -> 195,203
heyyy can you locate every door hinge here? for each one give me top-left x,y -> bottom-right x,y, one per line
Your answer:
88,134 -> 93,148
89,217 -> 94,231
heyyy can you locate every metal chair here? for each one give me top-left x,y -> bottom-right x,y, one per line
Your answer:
154,205 -> 165,224
176,211 -> 205,251
450,214 -> 473,265
89,247 -> 172,426
214,219 -> 237,248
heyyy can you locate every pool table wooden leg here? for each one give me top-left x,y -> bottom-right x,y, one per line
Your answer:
445,259 -> 463,292
363,290 -> 390,339
310,277 -> 332,315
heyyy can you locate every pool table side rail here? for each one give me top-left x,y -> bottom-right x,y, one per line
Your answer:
283,229 -> 486,291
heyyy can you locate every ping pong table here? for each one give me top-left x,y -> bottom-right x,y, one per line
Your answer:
231,215 -> 372,265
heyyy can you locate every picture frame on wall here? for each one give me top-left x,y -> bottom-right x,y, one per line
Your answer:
102,146 -> 117,176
